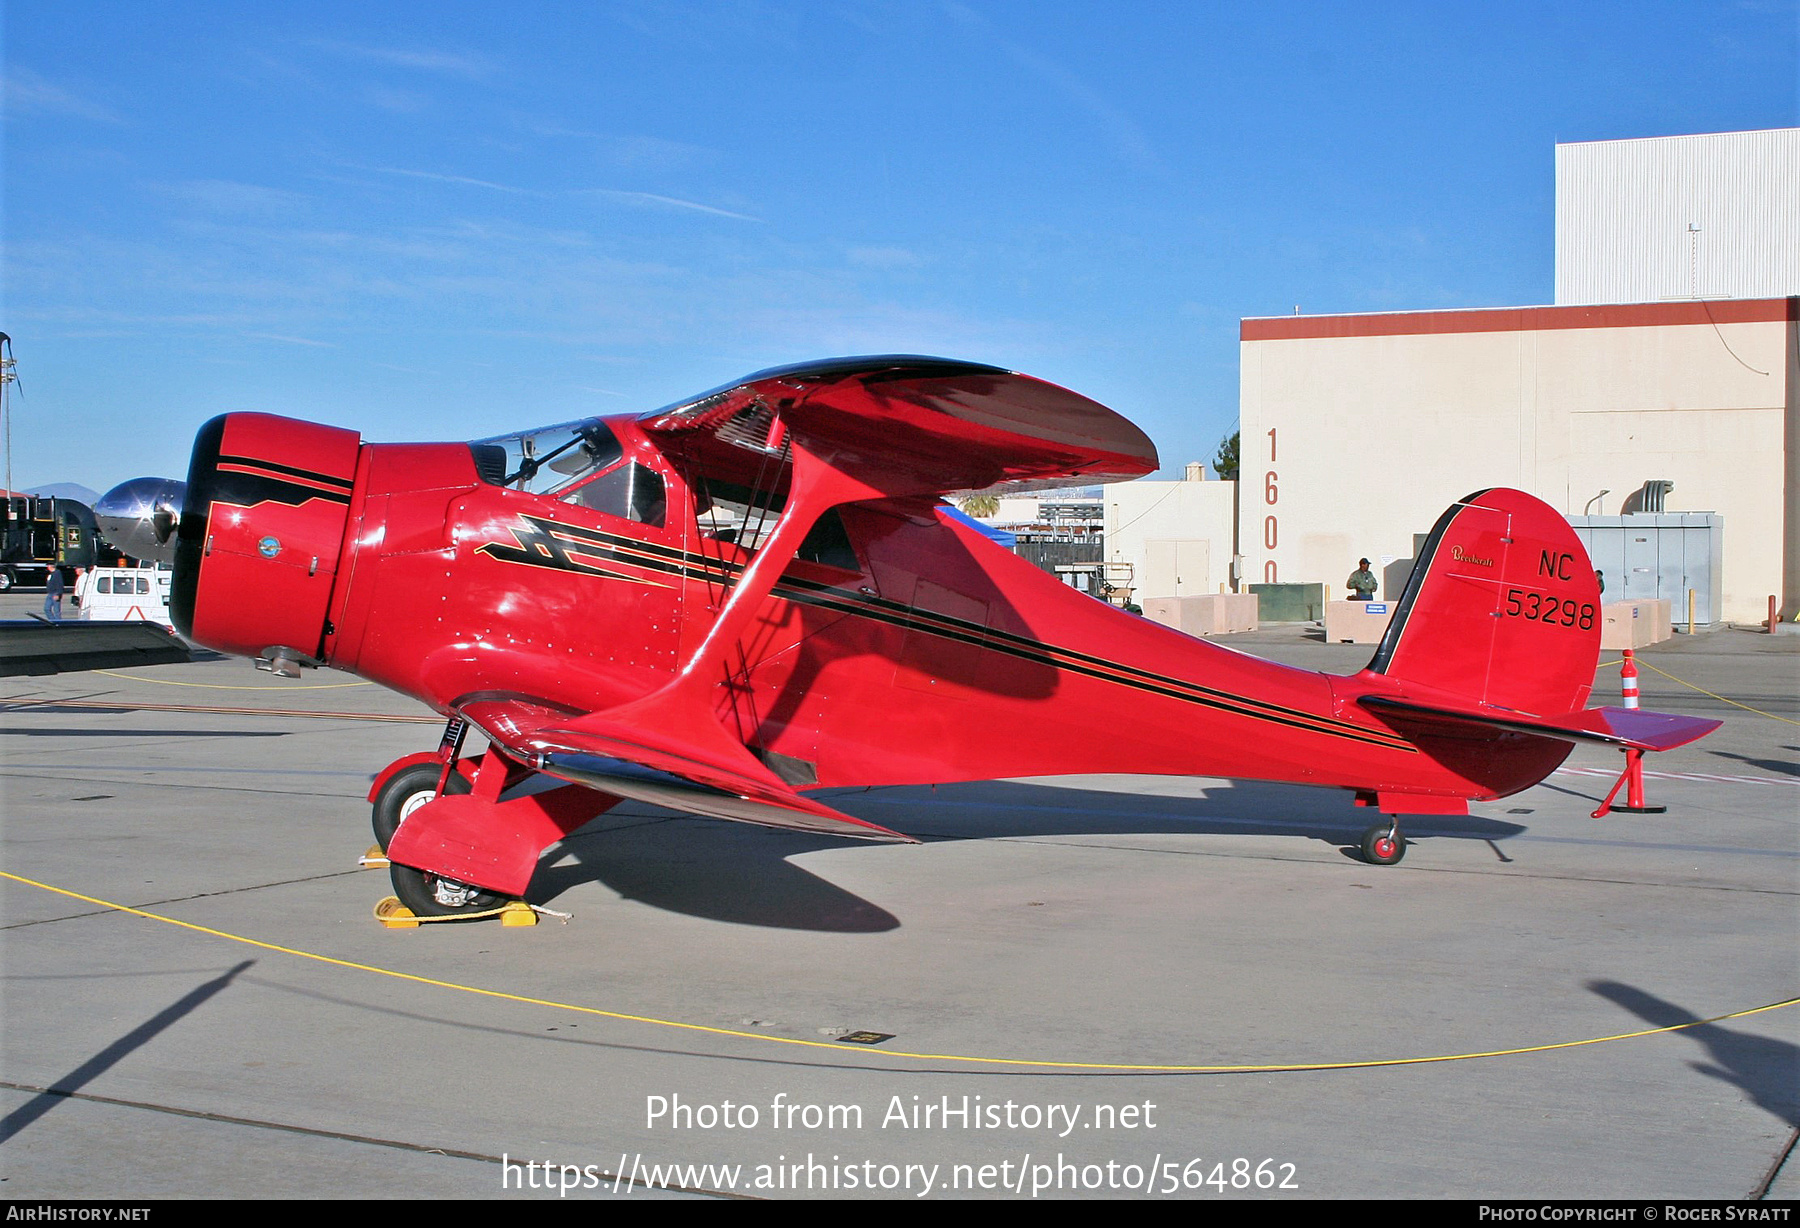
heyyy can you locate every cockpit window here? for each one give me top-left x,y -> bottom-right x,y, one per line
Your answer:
697,479 -> 783,551
561,462 -> 666,527
694,478 -> 859,570
472,420 -> 623,496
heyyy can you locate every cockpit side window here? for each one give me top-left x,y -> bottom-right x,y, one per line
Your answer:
797,509 -> 859,571
697,478 -> 783,551
561,462 -> 666,527
693,477 -> 859,571
472,420 -> 623,496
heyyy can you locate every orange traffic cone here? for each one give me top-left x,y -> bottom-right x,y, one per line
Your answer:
1592,650 -> 1666,817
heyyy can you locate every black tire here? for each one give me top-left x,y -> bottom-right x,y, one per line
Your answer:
1360,822 -> 1406,866
389,864 -> 510,918
371,762 -> 470,851
0,569 -> 13,592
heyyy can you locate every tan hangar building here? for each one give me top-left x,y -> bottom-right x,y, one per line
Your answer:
1235,130 -> 1798,627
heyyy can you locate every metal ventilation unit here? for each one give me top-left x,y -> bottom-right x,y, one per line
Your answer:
1569,512 -> 1724,626
1619,479 -> 1675,514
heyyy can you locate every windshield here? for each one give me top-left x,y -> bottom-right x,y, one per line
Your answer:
472,419 -> 623,495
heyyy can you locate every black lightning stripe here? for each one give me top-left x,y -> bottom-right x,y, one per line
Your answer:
478,513 -> 1415,752
207,477 -> 351,508
216,454 -> 355,491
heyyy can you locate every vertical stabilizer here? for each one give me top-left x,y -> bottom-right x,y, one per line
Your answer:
1366,488 -> 1601,718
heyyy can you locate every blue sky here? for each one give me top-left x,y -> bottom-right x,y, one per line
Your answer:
3,1 -> 1796,494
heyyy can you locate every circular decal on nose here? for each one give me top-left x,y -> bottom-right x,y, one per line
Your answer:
257,536 -> 281,559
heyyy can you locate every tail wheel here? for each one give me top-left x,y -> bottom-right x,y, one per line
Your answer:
389,864 -> 510,918
1360,823 -> 1406,865
371,761 -> 471,851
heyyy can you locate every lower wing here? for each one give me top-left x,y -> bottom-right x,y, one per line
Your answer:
455,694 -> 913,842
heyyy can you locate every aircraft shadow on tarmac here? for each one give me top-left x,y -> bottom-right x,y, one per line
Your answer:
529,778 -> 1528,933
1589,980 -> 1799,1130
1706,746 -> 1800,778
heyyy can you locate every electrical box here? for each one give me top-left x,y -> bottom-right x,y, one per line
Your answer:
1569,514 -> 1722,626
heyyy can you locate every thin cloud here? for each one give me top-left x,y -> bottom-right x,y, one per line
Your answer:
310,40 -> 496,79
1003,42 -> 1157,171
365,86 -> 432,113
364,166 -> 536,194
346,164 -> 756,220
938,1 -> 1157,171
1,68 -> 120,123
246,332 -> 335,348
155,179 -> 309,216
581,188 -> 761,222
528,122 -> 717,171
848,245 -> 924,270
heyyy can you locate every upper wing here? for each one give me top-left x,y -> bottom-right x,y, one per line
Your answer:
638,355 -> 1158,497
453,358 -> 1151,834
455,694 -> 912,843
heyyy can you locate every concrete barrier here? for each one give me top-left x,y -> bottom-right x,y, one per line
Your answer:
1143,593 -> 1260,637
1324,599 -> 1396,644
1600,599 -> 1672,649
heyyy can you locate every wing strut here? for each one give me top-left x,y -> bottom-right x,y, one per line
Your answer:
672,437 -> 891,693
504,437 -> 912,842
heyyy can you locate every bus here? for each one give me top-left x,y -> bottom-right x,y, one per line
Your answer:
1,493 -> 101,590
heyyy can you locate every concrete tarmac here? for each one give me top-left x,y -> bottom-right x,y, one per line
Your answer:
2,603 -> 1795,1200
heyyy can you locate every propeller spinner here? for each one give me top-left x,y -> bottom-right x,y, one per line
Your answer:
95,476 -> 187,564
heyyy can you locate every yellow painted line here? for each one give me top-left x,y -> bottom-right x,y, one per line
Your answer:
4,871 -> 1793,1074
93,669 -> 371,691
1634,659 -> 1800,727
1597,656 -> 1796,725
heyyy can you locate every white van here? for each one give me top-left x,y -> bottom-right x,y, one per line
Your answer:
79,566 -> 174,627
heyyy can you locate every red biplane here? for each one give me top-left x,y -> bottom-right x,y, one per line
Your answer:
98,357 -> 1718,914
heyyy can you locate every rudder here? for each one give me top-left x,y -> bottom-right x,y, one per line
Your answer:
1367,488 -> 1601,718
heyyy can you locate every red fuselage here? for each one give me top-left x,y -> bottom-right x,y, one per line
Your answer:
171,409 -> 1568,810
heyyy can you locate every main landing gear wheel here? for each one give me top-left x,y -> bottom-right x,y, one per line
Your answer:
1360,822 -> 1406,866
389,864 -> 510,918
371,762 -> 470,851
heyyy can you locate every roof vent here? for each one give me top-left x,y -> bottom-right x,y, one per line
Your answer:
1621,480 -> 1674,514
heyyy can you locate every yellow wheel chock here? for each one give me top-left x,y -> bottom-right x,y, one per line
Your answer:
373,895 -> 540,928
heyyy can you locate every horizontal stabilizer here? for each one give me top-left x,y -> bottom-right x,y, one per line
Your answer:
1360,695 -> 1722,752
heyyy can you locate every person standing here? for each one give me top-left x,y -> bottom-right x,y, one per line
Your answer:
44,567 -> 66,621
72,565 -> 91,612
1347,558 -> 1378,602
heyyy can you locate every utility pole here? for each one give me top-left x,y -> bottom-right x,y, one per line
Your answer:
0,333 -> 15,499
